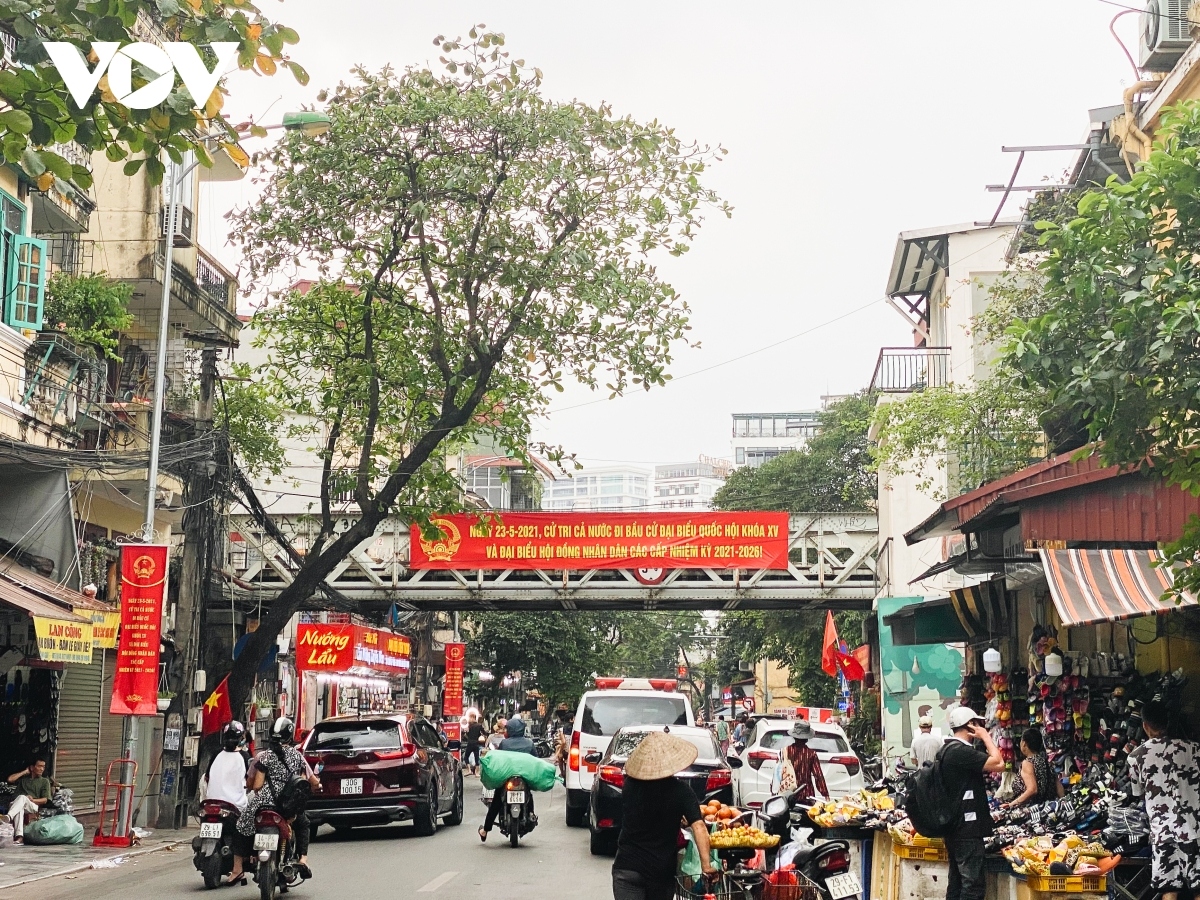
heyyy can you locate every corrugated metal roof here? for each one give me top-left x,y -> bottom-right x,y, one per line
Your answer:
0,558 -> 111,616
904,449 -> 1200,546
0,579 -> 89,621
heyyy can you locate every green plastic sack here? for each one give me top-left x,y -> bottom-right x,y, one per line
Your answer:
679,830 -> 720,878
480,749 -> 558,792
24,814 -> 84,845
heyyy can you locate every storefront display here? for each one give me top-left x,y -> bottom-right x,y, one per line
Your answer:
295,620 -> 411,730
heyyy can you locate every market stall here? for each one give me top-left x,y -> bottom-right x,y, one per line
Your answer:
295,620 -> 411,730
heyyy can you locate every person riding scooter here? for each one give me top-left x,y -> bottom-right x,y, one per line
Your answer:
478,718 -> 536,841
207,721 -> 249,809
228,717 -> 319,886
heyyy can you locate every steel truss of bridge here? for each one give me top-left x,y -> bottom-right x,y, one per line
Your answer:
225,513 -> 878,612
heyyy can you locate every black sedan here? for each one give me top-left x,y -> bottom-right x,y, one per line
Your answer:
585,724 -> 739,856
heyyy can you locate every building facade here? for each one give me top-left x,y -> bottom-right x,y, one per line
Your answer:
542,464 -> 651,511
730,410 -> 820,468
653,456 -> 731,510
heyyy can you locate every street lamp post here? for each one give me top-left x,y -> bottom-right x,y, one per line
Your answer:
128,111 -> 330,838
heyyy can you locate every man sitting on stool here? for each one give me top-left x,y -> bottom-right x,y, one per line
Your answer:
3,757 -> 53,844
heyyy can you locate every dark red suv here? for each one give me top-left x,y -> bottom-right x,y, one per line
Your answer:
302,714 -> 463,838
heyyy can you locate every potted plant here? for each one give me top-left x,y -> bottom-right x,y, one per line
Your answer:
40,272 -> 134,361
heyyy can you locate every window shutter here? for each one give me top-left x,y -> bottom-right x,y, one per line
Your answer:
6,234 -> 47,330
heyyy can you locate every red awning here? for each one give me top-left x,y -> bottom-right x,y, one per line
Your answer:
1038,549 -> 1196,626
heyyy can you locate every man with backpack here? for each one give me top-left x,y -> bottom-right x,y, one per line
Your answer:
938,707 -> 1005,900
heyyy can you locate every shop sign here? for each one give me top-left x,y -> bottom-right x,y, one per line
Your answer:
410,512 -> 790,571
296,623 -> 411,675
354,626 -> 410,674
110,545 -> 168,716
77,608 -> 120,648
794,706 -> 834,724
443,642 -> 465,718
32,615 -> 93,664
296,623 -> 354,671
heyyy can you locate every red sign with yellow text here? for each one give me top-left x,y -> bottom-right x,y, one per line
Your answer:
110,545 -> 168,716
296,623 -> 411,674
410,512 -> 790,571
443,642 -> 465,718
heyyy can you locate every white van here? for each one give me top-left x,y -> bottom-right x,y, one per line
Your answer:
563,677 -> 694,826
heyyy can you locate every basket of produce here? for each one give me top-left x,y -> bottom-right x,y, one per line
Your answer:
701,800 -> 749,825
893,842 -> 949,862
708,823 -> 781,850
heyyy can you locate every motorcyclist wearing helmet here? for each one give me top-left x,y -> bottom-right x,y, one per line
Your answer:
230,717 -> 320,885
206,720 -> 249,810
478,717 -> 537,842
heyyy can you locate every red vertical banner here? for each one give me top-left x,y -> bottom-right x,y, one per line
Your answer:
110,545 -> 168,716
443,642 -> 465,718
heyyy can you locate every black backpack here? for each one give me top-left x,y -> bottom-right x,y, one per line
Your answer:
902,743 -> 960,839
269,746 -> 312,818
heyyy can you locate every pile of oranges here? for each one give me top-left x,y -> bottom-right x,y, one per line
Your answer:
701,801 -> 742,824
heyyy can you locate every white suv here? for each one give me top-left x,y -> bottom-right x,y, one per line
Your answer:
563,678 -> 694,826
732,718 -> 863,808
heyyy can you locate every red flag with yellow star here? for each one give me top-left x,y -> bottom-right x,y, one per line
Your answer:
202,675 -> 232,737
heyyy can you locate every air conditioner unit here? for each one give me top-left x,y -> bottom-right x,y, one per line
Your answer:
1140,0 -> 1193,71
738,660 -> 754,673
160,204 -> 194,247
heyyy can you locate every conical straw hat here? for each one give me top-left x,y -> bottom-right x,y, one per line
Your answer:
625,730 -> 698,781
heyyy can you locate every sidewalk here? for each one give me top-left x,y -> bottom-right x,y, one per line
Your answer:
0,827 -> 193,890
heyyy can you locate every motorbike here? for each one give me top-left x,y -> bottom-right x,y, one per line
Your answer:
479,775 -> 538,847
759,793 -> 858,900
532,738 -> 555,759
252,806 -> 302,900
191,799 -> 240,889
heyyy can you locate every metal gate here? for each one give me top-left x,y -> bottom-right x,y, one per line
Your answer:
54,649 -> 103,810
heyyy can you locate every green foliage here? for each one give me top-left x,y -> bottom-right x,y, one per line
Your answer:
468,611 -> 714,717
1001,100 -> 1200,601
713,393 -> 876,512
716,609 -> 864,709
871,377 -> 1045,500
713,392 -> 872,709
0,0 -> 305,186
217,363 -> 285,477
42,272 -> 133,359
224,31 -> 726,715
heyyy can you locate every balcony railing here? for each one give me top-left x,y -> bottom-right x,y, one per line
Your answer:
871,346 -> 951,393
195,247 -> 237,312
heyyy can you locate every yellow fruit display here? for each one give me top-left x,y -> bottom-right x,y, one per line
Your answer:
709,824 -> 781,849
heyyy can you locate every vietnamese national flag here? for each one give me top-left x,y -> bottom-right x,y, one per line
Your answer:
821,610 -> 841,677
202,675 -> 233,737
822,611 -> 866,681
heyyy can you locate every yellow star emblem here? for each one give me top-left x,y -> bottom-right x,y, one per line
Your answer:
204,689 -> 222,712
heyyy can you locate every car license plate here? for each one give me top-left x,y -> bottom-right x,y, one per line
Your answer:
341,777 -> 363,795
199,822 -> 223,839
506,790 -> 526,804
826,872 -> 861,899
253,832 -> 279,851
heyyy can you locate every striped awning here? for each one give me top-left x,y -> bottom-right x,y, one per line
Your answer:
948,580 -> 1010,639
1038,549 -> 1197,626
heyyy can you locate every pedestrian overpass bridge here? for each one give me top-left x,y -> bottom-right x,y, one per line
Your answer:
225,513 -> 877,612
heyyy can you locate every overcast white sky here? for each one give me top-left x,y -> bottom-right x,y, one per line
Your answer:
200,0 -> 1141,470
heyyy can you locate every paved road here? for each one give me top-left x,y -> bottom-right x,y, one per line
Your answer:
6,781 -> 615,900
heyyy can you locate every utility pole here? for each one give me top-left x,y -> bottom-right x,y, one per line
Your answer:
157,338 -> 228,828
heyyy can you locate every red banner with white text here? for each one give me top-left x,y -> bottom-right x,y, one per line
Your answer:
443,642 -> 465,718
410,512 -> 790,571
109,545 -> 167,716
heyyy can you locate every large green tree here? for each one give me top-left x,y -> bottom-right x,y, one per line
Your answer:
1005,100 -> 1200,600
223,30 -> 728,712
0,0 -> 306,186
714,393 -> 873,710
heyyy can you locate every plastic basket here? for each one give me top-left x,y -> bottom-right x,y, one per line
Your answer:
909,834 -> 946,848
1022,873 -> 1107,893
894,843 -> 949,862
675,873 -> 819,899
